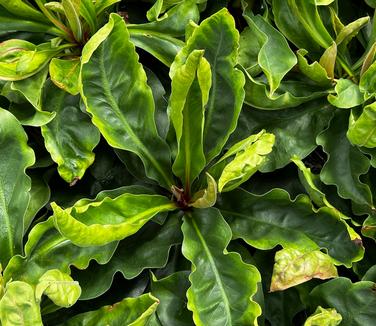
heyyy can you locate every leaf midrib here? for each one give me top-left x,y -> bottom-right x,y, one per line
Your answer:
96,45 -> 172,187
191,217 -> 232,323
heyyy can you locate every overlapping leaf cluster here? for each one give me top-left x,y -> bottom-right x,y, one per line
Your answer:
0,0 -> 376,325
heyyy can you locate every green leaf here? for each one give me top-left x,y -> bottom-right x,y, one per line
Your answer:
41,80 -> 100,183
0,265 -> 4,298
309,278 -> 376,326
0,281 -> 42,326
23,170 -> 50,233
49,58 -> 80,95
242,13 -> 297,95
272,0 -> 333,55
335,16 -> 370,47
231,99 -> 333,172
218,130 -> 275,192
171,8 -> 245,161
62,0 -> 83,42
170,50 -> 210,187
218,188 -> 363,266
0,108 -> 35,266
243,71 -> 329,110
11,66 -> 48,110
146,0 -> 163,21
35,269 -> 81,308
128,0 -> 199,66
0,1 -> 48,23
182,208 -> 262,325
328,79 -> 365,108
94,0 -> 121,15
348,102 -> 376,148
80,13 -> 174,188
304,306 -> 342,326
79,0 -> 98,35
0,40 -> 63,81
63,293 -> 159,326
4,218 -> 117,285
270,248 -> 338,292
360,60 -> 376,96
190,173 -> 217,208
52,192 -> 176,247
296,49 -> 332,87
151,271 -> 193,326
0,10 -> 60,35
72,215 -> 182,300
7,101 -> 55,127
317,110 -> 373,208
319,42 -> 337,80
238,27 -> 262,76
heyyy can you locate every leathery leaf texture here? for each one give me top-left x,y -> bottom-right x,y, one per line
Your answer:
1,0 -> 376,325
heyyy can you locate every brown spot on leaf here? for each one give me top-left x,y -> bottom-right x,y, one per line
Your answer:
69,177 -> 80,187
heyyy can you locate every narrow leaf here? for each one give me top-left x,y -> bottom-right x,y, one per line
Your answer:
170,50 -> 210,187
171,8 -> 245,161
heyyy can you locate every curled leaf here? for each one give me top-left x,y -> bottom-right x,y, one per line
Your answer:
218,130 -> 275,192
35,269 -> 81,308
270,248 -> 338,292
190,173 -> 217,208
304,306 -> 342,326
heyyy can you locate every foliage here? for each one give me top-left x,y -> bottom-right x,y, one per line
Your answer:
0,0 -> 376,324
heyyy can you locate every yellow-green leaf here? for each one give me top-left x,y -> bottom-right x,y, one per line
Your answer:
270,248 -> 338,292
304,306 -> 342,326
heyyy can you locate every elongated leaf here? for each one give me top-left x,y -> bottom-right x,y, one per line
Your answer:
35,269 -> 81,308
62,0 -> 83,42
317,110 -> 373,208
49,58 -> 80,95
328,79 -> 364,108
79,0 -> 97,35
171,8 -> 245,161
64,293 -> 159,326
52,192 -> 176,247
3,218 -> 117,285
170,50 -> 210,187
270,248 -> 338,292
95,0 -> 120,15
151,271 -> 193,326
0,281 -> 42,326
335,16 -> 369,48
304,306 -> 342,326
72,215 -> 182,300
0,109 -> 35,266
0,10 -> 60,35
348,102 -> 376,148
0,1 -> 47,23
41,80 -> 100,183
243,13 -> 297,95
182,208 -> 261,325
218,188 -> 363,266
319,42 -> 337,80
309,278 -> 376,326
80,13 -> 174,188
